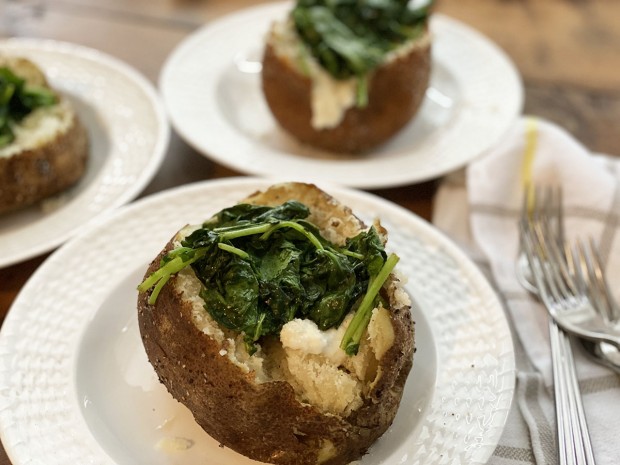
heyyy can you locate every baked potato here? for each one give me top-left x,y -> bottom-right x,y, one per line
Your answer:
261,1 -> 432,154
0,56 -> 88,214
137,182 -> 414,465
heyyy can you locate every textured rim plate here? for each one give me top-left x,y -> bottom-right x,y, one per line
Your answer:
0,178 -> 515,465
0,38 -> 170,268
160,2 -> 523,189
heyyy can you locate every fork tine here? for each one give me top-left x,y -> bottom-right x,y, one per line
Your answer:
521,219 -> 563,312
543,185 -> 565,250
529,188 -> 580,303
520,221 -> 549,299
548,187 -> 580,297
587,238 -> 620,321
575,239 -> 608,322
566,243 -> 585,294
576,239 -> 620,323
540,225 -> 579,299
533,185 -> 545,222
521,188 -> 560,305
537,223 -> 568,299
533,221 -> 577,311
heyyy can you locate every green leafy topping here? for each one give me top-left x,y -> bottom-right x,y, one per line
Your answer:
292,0 -> 433,105
0,67 -> 58,149
138,200 -> 399,355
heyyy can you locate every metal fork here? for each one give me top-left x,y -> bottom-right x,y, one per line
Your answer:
516,189 -> 620,371
519,186 -> 596,465
525,220 -> 620,350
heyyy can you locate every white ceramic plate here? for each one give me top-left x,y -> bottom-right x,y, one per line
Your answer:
160,2 -> 522,189
0,178 -> 515,465
0,38 -> 170,268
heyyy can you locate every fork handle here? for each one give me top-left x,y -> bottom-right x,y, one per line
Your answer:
550,321 -> 596,464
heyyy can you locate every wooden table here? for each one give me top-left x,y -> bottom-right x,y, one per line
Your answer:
0,1 -> 618,463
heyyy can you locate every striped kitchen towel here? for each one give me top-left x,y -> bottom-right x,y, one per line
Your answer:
433,117 -> 620,465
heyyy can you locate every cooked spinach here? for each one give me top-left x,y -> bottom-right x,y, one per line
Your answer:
0,67 -> 58,148
138,200 -> 398,355
292,0 -> 433,105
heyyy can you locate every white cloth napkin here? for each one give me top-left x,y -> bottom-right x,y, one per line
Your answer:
433,117 -> 620,465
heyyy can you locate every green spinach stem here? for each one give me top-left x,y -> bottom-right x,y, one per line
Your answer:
218,242 -> 250,259
260,221 -> 324,250
340,253 -> 399,355
138,247 -> 207,304
220,223 -> 271,240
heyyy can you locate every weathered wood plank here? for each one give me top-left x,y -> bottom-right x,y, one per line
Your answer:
435,0 -> 620,155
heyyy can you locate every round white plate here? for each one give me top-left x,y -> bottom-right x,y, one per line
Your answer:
160,2 -> 523,189
0,38 -> 169,268
0,178 -> 515,465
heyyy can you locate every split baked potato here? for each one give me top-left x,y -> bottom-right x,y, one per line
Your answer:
137,182 -> 415,465
0,56 -> 88,214
261,1 -> 432,153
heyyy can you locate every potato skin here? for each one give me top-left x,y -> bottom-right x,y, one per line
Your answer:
137,185 -> 415,465
0,114 -> 88,214
261,34 -> 431,154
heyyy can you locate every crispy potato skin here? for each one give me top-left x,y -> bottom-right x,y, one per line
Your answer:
261,36 -> 431,154
137,184 -> 415,465
0,114 -> 88,214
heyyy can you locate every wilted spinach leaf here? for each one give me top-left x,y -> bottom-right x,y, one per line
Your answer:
292,0 -> 433,104
138,200 -> 398,355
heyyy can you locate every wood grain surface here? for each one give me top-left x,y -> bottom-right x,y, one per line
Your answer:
0,0 -> 618,463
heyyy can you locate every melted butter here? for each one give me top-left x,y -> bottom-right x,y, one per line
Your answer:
156,436 -> 195,452
310,72 -> 357,129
